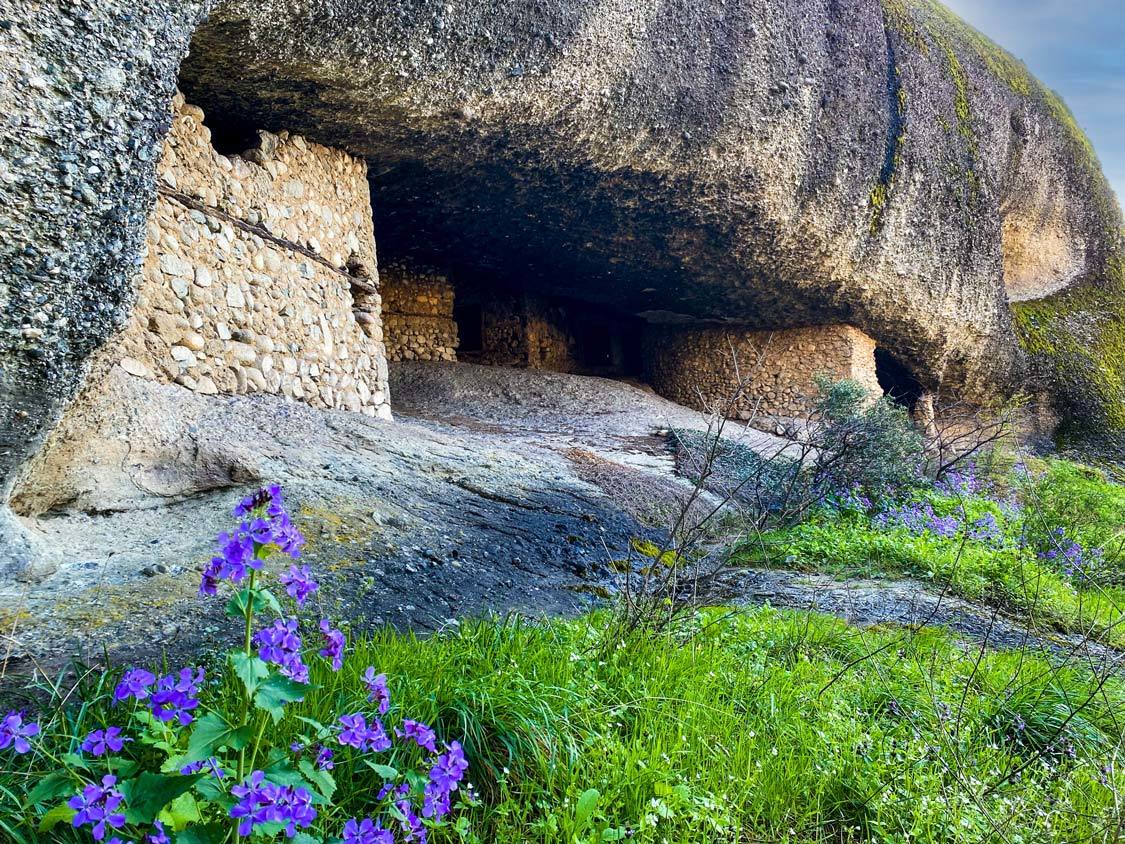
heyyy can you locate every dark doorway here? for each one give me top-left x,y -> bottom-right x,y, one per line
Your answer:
576,321 -> 615,370
875,348 -> 925,410
454,303 -> 483,358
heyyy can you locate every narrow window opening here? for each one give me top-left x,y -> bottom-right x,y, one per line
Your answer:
201,110 -> 261,157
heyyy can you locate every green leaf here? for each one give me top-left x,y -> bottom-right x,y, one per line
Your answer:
163,791 -> 202,830
257,587 -> 283,615
122,772 -> 204,825
60,752 -> 89,770
601,827 -> 627,841
575,788 -> 600,830
179,713 -> 250,766
363,760 -> 399,780
299,759 -> 337,801
193,775 -> 229,804
175,823 -> 226,844
26,771 -> 74,807
38,801 -> 76,833
230,652 -> 270,697
225,586 -> 282,619
293,715 -> 329,734
254,674 -> 310,723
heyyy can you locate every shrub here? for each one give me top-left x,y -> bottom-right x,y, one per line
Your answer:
0,487 -> 471,843
671,377 -> 925,533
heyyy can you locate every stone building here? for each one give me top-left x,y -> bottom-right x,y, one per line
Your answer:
105,93 -> 392,419
101,96 -> 900,429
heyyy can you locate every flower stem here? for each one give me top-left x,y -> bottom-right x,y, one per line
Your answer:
236,567 -> 258,835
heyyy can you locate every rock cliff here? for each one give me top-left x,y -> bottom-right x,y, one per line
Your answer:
1,0 -> 1122,576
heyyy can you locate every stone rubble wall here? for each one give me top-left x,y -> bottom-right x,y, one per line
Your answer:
643,325 -> 882,419
476,294 -> 578,371
380,268 -> 458,362
107,93 -> 392,418
525,300 -> 578,372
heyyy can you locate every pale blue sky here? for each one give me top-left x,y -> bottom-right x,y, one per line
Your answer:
942,0 -> 1123,205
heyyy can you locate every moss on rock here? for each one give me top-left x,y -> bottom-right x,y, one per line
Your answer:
1012,255 -> 1125,450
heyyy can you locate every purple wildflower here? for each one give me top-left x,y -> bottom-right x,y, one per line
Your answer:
936,466 -> 983,497
148,820 -> 170,844
280,564 -> 319,606
254,618 -> 310,684
968,513 -> 1004,546
363,668 -> 390,714
429,741 -> 469,793
319,619 -> 346,671
230,771 -> 316,838
150,667 -> 204,726
397,796 -> 428,844
69,774 -> 126,842
315,744 -> 334,770
0,712 -> 39,755
113,668 -> 156,703
1040,528 -> 1104,580
423,741 -> 469,820
338,713 -> 391,753
81,727 -> 129,757
397,719 -> 438,753
202,486 -> 305,595
928,515 -> 961,539
344,817 -> 395,844
180,756 -> 226,778
378,782 -> 410,801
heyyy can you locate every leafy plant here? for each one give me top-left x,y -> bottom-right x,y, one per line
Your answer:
0,487 -> 471,843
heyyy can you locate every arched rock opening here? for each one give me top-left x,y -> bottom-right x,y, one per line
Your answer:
875,348 -> 926,411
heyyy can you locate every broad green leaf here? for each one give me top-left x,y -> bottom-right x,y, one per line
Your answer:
162,791 -> 202,830
26,771 -> 74,806
193,775 -> 228,804
178,713 -> 250,766
38,802 -> 76,833
122,772 -> 203,825
175,823 -> 226,844
575,788 -> 600,829
254,674 -> 310,723
602,828 -> 627,841
230,652 -> 269,697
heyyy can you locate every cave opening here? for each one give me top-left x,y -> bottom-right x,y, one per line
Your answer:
200,109 -> 262,158
875,348 -> 925,410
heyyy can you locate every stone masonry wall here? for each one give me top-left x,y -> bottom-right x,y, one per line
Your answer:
644,325 -> 882,419
381,267 -> 458,362
478,293 -> 578,371
107,93 -> 392,418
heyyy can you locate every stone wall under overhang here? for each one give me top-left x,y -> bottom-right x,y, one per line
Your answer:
643,324 -> 883,419
380,267 -> 458,362
101,94 -> 392,418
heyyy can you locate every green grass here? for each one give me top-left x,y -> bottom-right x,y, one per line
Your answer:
3,608 -> 1125,843
737,459 -> 1125,647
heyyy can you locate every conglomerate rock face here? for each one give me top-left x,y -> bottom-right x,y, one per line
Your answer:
1,0 -> 1122,575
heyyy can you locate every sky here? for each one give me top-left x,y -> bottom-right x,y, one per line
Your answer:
942,0 -> 1123,205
